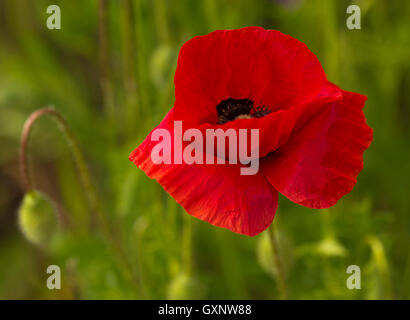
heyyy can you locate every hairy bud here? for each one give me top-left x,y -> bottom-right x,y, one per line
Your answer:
18,191 -> 58,248
167,273 -> 204,300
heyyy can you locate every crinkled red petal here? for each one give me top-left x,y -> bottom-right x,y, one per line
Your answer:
174,26 -> 329,126
129,108 -> 278,236
261,90 -> 373,208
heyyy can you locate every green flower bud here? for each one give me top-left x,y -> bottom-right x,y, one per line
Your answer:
256,232 -> 276,277
256,230 -> 293,279
150,45 -> 176,89
18,190 -> 58,248
167,273 -> 204,300
316,237 -> 347,257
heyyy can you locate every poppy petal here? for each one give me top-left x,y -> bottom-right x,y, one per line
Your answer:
129,108 -> 278,236
195,91 -> 342,160
174,27 -> 330,126
261,90 -> 373,208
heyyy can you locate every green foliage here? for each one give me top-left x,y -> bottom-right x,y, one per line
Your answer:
0,0 -> 409,299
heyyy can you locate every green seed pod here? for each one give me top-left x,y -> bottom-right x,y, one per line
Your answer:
18,190 -> 58,248
167,273 -> 204,300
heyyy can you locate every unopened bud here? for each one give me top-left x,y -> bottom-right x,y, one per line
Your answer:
18,191 -> 58,248
256,230 -> 293,278
167,273 -> 204,300
257,232 -> 276,277
150,45 -> 176,89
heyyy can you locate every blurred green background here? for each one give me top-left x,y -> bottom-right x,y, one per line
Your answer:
0,0 -> 409,299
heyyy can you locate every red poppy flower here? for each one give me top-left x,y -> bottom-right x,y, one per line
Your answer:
129,27 -> 372,236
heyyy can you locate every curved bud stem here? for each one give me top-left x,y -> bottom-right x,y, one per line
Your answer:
19,107 -> 108,233
19,107 -> 142,296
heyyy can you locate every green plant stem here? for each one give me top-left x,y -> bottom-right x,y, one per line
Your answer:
268,224 -> 289,300
134,0 -> 151,125
98,0 -> 115,119
153,0 -> 170,44
120,0 -> 138,138
182,214 -> 192,276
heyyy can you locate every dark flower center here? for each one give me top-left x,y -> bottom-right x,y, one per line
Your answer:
216,98 -> 271,124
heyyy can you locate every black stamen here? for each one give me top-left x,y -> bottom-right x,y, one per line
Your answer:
216,98 -> 271,124
251,105 -> 271,118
